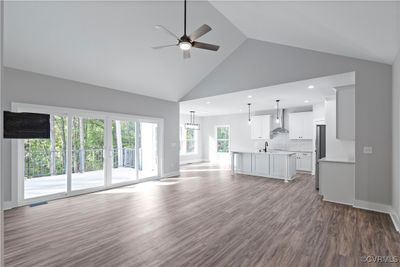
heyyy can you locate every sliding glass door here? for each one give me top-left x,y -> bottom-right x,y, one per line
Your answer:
111,120 -> 137,184
23,115 -> 68,199
18,105 -> 161,204
71,117 -> 105,191
138,122 -> 158,179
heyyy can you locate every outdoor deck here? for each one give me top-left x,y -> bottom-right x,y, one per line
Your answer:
25,167 -> 155,199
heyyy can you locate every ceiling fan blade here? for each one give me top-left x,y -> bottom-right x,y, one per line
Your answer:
189,24 -> 212,41
152,44 -> 177,50
193,42 -> 220,51
183,50 -> 191,59
155,25 -> 179,40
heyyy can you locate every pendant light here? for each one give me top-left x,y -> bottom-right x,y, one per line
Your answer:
275,100 -> 281,124
185,111 -> 200,130
248,103 -> 252,124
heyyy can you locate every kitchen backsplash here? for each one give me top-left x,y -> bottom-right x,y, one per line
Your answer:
253,133 -> 313,152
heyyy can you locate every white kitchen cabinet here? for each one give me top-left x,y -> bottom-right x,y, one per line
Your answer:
296,152 -> 312,172
269,153 -> 297,178
232,152 -> 296,181
270,154 -> 287,178
252,153 -> 270,176
237,152 -> 252,173
251,115 -> 271,140
289,112 -> 313,140
319,159 -> 355,205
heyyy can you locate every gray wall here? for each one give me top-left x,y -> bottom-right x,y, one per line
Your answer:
393,51 -> 400,220
2,67 -> 180,202
183,39 -> 393,206
391,2 -> 400,226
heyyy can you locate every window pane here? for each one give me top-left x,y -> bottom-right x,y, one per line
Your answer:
186,129 -> 194,140
71,117 -> 105,191
217,127 -> 229,139
186,140 -> 195,153
24,115 -> 67,199
138,122 -> 158,179
111,120 -> 136,184
217,140 -> 229,153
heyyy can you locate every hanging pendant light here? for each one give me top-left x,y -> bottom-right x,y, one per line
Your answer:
275,100 -> 281,124
248,103 -> 252,124
185,111 -> 200,130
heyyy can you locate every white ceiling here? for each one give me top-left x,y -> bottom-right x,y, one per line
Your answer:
180,72 -> 355,117
4,1 -> 245,101
210,1 -> 399,64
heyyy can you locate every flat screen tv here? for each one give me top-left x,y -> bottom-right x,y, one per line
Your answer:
4,111 -> 50,139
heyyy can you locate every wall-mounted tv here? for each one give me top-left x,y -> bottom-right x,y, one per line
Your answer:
4,111 -> 50,139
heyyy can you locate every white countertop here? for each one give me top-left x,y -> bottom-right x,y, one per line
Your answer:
319,157 -> 355,164
231,151 -> 296,155
270,149 -> 313,153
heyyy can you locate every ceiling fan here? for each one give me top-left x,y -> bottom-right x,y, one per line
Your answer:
152,0 -> 220,59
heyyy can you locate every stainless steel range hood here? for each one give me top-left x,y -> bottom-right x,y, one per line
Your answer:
271,109 -> 289,138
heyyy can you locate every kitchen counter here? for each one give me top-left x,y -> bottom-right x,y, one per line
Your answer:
231,151 -> 297,182
231,150 -> 296,155
269,149 -> 313,153
318,157 -> 355,205
319,157 -> 355,164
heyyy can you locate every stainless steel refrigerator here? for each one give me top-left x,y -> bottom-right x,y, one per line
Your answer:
315,125 -> 326,190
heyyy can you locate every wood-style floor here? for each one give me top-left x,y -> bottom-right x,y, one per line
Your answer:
5,163 -> 400,267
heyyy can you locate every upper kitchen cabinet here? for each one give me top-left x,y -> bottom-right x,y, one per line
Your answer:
289,112 -> 313,139
251,115 -> 271,140
336,86 -> 355,140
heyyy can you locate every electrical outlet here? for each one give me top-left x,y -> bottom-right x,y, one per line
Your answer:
363,146 -> 373,154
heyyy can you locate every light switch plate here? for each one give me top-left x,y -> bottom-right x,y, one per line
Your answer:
363,146 -> 373,154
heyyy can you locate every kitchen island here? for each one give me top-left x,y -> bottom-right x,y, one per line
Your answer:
231,151 -> 297,182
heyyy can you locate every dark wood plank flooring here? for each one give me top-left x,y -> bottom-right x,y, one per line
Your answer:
4,162 -> 400,267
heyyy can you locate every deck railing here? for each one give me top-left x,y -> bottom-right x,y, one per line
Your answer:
25,148 -> 136,179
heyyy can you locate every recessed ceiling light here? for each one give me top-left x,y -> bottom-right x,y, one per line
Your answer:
239,109 -> 243,112
206,101 -> 211,104
304,100 -> 310,103
247,95 -> 252,99
308,85 -> 314,89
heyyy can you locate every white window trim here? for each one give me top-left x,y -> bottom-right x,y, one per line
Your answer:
215,125 -> 230,154
11,102 -> 165,207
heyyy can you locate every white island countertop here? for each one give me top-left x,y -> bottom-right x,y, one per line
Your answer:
231,151 -> 297,182
231,150 -> 296,156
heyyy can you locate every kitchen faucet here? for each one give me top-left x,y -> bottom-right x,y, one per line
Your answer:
264,141 -> 269,152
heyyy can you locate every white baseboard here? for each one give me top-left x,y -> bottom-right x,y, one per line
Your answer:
323,198 -> 399,232
353,199 -> 393,214
322,197 -> 354,207
180,159 -> 205,165
3,201 -> 17,210
390,212 -> 400,232
162,171 -> 180,178
353,199 -> 400,232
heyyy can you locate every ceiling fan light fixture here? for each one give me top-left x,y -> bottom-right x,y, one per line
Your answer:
179,41 -> 192,51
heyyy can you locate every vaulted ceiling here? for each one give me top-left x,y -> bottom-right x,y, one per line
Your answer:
4,1 -> 399,102
210,1 -> 399,64
4,1 -> 245,101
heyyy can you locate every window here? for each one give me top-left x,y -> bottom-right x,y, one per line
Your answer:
216,126 -> 230,153
180,126 -> 197,154
16,103 -> 162,204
